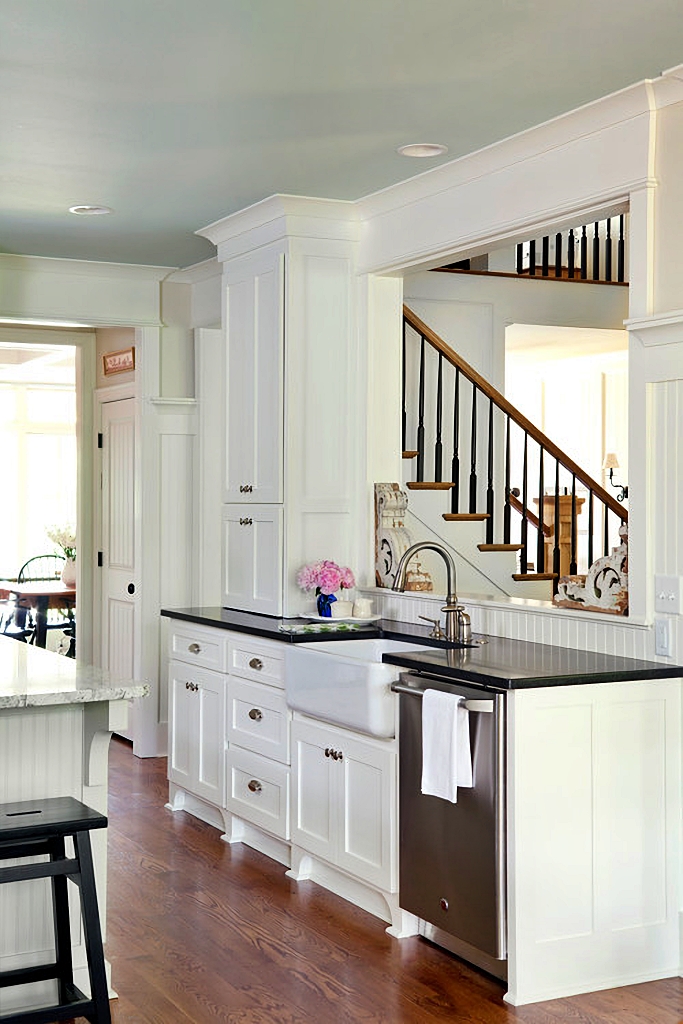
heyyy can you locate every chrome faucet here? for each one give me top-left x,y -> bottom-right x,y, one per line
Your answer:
392,541 -> 470,644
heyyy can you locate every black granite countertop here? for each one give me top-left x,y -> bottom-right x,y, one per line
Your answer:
160,606 -> 683,689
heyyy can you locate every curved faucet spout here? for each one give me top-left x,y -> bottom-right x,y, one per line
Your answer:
392,541 -> 462,642
392,541 -> 458,607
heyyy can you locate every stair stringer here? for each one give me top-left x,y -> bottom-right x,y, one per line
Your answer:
404,486 -> 555,602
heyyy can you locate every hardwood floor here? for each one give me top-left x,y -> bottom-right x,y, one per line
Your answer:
99,738 -> 682,1024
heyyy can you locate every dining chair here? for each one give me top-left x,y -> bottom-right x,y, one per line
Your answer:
3,554 -> 72,645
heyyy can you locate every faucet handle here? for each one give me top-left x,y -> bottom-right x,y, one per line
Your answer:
418,615 -> 445,640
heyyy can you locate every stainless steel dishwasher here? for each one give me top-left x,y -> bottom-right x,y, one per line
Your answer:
392,672 -> 507,979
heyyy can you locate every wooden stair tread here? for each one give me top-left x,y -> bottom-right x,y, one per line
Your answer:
407,481 -> 455,490
402,450 -> 419,459
511,572 -> 558,582
478,543 -> 523,552
442,513 -> 489,521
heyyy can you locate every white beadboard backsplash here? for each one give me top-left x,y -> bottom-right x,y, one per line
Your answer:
360,587 -> 666,661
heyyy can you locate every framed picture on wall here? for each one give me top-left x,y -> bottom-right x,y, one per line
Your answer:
103,347 -> 135,375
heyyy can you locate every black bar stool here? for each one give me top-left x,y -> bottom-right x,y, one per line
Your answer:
0,796 -> 111,1024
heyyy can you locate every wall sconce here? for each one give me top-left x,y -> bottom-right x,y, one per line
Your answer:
603,452 -> 628,502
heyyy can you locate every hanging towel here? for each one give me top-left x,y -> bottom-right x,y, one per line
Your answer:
421,689 -> 473,803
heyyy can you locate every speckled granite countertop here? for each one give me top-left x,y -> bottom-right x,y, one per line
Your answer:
0,636 -> 149,708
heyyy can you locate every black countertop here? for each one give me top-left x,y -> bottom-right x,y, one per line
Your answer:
160,606 -> 683,690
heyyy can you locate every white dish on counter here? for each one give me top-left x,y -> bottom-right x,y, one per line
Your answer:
303,614 -> 381,624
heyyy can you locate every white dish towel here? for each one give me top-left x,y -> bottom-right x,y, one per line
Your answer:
421,689 -> 473,803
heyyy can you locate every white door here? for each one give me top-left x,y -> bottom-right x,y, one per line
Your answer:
291,719 -> 336,863
221,504 -> 283,615
99,397 -> 139,741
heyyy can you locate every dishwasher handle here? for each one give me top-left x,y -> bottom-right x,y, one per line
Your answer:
391,681 -> 494,713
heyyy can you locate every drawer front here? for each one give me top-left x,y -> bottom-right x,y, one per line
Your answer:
229,637 -> 284,688
227,679 -> 291,764
226,748 -> 290,840
169,624 -> 228,671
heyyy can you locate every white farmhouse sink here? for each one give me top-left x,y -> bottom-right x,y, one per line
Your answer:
284,638 -> 432,738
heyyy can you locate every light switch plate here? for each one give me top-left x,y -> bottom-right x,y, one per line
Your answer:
654,575 -> 682,614
655,618 -> 671,657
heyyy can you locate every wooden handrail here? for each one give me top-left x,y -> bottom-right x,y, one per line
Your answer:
403,304 -> 628,522
509,494 -> 552,537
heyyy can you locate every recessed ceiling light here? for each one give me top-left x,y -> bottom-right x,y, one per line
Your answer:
68,205 -> 113,216
397,143 -> 448,158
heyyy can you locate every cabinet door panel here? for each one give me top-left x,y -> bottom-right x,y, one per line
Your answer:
221,505 -> 283,616
195,669 -> 225,805
224,251 -> 284,504
337,736 -> 396,890
291,721 -> 335,861
168,663 -> 194,788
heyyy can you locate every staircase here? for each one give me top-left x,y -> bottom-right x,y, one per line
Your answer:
400,305 -> 628,606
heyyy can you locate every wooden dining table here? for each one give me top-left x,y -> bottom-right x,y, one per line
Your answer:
0,580 -> 76,649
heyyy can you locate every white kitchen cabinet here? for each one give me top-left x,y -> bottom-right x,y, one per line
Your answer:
223,249 -> 284,505
221,504 -> 284,615
168,660 -> 225,806
291,717 -> 397,891
201,199 -> 362,618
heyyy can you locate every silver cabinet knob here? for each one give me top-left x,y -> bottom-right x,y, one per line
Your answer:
247,779 -> 262,793
188,642 -> 201,654
325,747 -> 331,758
248,657 -> 263,670
440,898 -> 449,912
248,708 -> 263,721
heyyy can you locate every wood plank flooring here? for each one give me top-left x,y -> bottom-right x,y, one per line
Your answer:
98,738 -> 682,1024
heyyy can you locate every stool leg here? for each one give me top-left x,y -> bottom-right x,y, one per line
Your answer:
49,836 -> 75,1005
74,831 -> 111,1024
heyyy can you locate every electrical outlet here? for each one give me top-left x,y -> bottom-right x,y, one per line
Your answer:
655,618 -> 671,657
654,575 -> 682,615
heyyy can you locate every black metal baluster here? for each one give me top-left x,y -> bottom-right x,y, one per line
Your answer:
592,222 -> 600,281
401,318 -> 407,453
416,335 -> 425,482
516,243 -> 524,275
469,385 -> 478,512
529,239 -> 536,276
520,432 -> 528,573
451,368 -> 460,513
617,214 -> 625,282
580,225 -> 588,279
503,415 -> 511,543
553,461 -> 561,580
604,218 -> 612,282
434,352 -> 443,482
536,446 -> 545,573
568,228 -> 575,279
542,235 -> 549,277
486,398 -> 494,543
570,474 -> 577,574
555,232 -> 562,277
588,489 -> 594,568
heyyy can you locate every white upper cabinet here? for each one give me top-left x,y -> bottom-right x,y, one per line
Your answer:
224,249 -> 284,504
221,504 -> 284,616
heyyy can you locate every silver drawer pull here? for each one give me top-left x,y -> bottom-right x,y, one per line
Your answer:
247,779 -> 262,794
188,642 -> 201,654
240,484 -> 253,493
239,517 -> 253,526
248,708 -> 263,721
249,657 -> 263,670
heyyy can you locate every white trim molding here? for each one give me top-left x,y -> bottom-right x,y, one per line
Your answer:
625,309 -> 683,347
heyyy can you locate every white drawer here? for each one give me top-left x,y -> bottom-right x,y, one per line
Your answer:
227,679 -> 291,764
169,624 -> 228,672
229,636 -> 284,688
225,747 -> 290,840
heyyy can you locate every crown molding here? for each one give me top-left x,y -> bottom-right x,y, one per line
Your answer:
197,194 -> 360,262
166,258 -> 221,285
625,310 -> 683,347
0,252 -> 175,281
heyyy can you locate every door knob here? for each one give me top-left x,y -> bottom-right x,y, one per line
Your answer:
127,583 -> 135,595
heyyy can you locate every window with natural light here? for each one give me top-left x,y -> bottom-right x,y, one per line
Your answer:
0,344 -> 77,578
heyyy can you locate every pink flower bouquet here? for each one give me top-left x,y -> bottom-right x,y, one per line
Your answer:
297,560 -> 355,616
